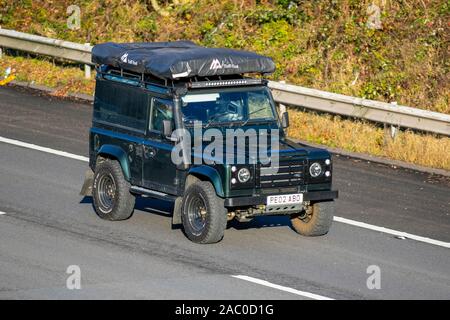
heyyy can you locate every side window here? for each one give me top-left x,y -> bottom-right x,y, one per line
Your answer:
150,98 -> 173,132
94,79 -> 149,132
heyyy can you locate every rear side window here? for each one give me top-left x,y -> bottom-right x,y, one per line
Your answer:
94,79 -> 149,132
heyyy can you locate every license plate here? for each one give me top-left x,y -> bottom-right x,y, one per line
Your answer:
267,193 -> 303,206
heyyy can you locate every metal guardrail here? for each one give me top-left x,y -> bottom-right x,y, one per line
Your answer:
0,28 -> 93,78
1,28 -> 449,136
268,81 -> 450,136
0,28 -> 92,64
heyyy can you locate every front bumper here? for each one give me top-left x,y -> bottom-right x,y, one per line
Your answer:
224,190 -> 338,207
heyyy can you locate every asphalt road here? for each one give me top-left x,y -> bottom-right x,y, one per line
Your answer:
0,85 -> 449,299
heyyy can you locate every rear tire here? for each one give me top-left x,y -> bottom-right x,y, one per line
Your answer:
291,201 -> 334,236
92,159 -> 135,221
181,181 -> 227,244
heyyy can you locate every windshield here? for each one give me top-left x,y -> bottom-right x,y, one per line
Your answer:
181,87 -> 276,126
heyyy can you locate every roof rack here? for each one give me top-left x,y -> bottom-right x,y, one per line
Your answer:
97,65 -> 266,90
97,65 -> 170,87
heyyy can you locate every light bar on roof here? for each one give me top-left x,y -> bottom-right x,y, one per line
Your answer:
189,78 -> 264,88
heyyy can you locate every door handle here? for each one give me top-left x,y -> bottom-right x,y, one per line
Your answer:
143,145 -> 156,158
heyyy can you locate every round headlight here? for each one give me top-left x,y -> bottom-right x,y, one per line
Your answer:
237,168 -> 251,183
309,162 -> 322,177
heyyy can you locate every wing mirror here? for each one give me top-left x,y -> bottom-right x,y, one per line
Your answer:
281,112 -> 289,129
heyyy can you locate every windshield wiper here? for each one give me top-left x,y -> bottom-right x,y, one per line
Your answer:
240,107 -> 273,127
204,112 -> 233,128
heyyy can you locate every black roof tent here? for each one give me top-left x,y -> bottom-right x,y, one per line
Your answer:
91,41 -> 276,80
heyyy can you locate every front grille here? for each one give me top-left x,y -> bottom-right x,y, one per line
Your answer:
257,159 -> 306,188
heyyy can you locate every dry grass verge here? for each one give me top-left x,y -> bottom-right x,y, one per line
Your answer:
0,55 -> 94,96
288,109 -> 450,170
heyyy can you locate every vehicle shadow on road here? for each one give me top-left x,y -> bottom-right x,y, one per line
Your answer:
80,196 -> 292,231
227,215 -> 292,231
80,196 -> 93,205
79,195 -> 173,216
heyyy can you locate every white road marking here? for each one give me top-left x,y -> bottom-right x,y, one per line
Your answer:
334,216 -> 450,249
1,136 -> 449,249
0,136 -> 88,162
0,211 -> 6,215
232,275 -> 334,300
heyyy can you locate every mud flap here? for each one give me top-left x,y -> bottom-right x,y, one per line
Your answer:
172,197 -> 183,225
79,169 -> 94,196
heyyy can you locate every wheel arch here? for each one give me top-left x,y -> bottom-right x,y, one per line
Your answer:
187,166 -> 224,197
96,145 -> 131,181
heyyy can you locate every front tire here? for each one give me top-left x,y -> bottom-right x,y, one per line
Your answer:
92,158 -> 135,221
181,181 -> 227,244
291,201 -> 334,236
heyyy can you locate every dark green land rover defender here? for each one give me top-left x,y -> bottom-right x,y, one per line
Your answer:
81,41 -> 338,244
